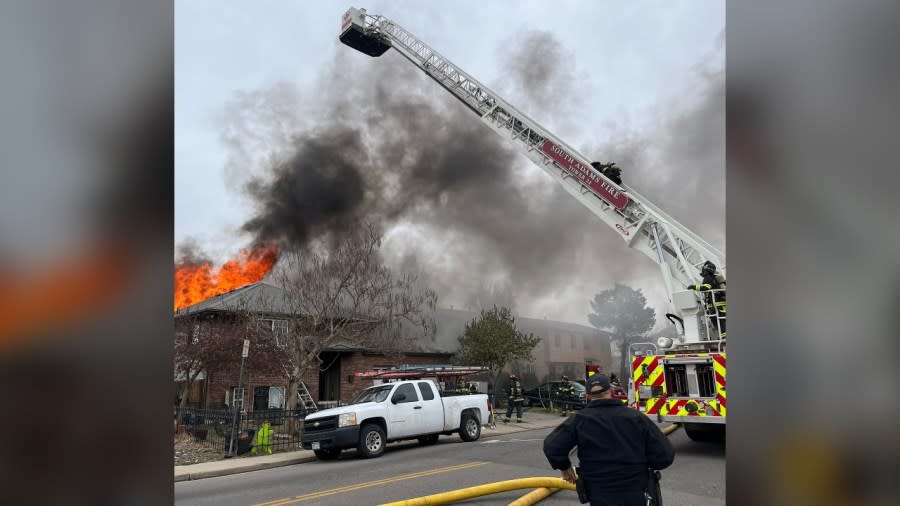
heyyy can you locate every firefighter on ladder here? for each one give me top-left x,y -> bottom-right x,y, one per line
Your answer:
590,161 -> 623,185
687,260 -> 727,339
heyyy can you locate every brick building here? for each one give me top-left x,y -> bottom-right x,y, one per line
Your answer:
174,283 -> 455,410
175,283 -> 616,410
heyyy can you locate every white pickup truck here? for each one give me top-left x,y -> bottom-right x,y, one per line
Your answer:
301,379 -> 490,460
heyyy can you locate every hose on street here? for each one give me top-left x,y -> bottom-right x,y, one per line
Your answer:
378,477 -> 575,506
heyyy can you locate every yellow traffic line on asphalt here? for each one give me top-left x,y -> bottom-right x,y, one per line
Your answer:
507,486 -> 561,506
252,461 -> 488,506
379,477 -> 576,506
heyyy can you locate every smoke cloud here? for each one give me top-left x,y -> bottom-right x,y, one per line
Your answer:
199,30 -> 724,326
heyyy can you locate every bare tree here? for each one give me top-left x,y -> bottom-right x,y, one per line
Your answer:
273,224 -> 437,416
174,298 -> 291,421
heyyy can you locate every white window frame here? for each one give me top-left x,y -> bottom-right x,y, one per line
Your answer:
268,386 -> 285,409
259,318 -> 289,348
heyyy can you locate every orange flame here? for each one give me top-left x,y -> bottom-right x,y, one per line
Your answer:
174,245 -> 278,311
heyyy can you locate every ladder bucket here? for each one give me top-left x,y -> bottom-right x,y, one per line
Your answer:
340,8 -> 391,57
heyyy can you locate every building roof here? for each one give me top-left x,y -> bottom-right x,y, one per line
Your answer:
176,283 -> 610,355
174,282 -> 294,317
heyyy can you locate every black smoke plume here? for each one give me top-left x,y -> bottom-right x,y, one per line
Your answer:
216,31 -> 724,325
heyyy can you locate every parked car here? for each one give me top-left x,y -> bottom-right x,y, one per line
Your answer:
301,379 -> 489,460
522,381 -> 586,409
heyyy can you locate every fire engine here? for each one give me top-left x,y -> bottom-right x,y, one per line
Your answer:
339,8 -> 726,442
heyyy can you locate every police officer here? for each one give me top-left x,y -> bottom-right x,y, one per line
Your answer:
504,373 -> 525,423
543,373 -> 674,505
557,375 -> 575,417
687,261 -> 727,338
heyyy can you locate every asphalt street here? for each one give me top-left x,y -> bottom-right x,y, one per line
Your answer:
175,426 -> 724,505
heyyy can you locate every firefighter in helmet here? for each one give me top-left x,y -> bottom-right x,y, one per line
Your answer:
456,376 -> 468,395
557,375 -> 576,417
590,161 -> 623,185
504,373 -> 525,423
687,261 -> 727,338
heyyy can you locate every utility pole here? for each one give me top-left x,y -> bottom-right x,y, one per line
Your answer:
227,339 -> 250,457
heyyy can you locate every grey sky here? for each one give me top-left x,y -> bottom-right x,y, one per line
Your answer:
175,0 -> 725,328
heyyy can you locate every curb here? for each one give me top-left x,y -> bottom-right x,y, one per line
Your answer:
174,415 -> 563,482
174,455 -> 318,482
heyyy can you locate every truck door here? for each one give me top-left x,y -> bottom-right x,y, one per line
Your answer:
416,381 -> 445,434
388,383 -> 420,438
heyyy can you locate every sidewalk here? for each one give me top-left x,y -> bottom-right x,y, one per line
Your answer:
174,407 -> 567,482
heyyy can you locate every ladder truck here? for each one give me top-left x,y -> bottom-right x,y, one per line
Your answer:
339,7 -> 727,441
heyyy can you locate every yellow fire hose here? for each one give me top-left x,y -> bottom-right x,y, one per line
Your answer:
383,425 -> 680,506
507,486 -> 562,506
661,423 -> 681,436
378,477 -> 575,506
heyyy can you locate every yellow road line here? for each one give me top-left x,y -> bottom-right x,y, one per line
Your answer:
252,461 -> 488,506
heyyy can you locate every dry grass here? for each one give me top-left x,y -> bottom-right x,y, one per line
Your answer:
173,432 -> 225,466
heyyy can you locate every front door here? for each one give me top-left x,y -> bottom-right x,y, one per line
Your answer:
318,352 -> 341,401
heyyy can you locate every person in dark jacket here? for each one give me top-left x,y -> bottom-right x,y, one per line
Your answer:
504,373 -> 525,423
557,375 -> 576,417
687,261 -> 727,338
591,161 -> 623,185
543,373 -> 675,505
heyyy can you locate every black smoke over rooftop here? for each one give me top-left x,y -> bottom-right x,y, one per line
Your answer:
215,31 -> 724,325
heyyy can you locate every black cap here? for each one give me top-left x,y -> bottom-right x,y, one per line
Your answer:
586,373 -> 611,393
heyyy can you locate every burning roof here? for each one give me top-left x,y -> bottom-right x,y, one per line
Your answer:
174,245 -> 278,311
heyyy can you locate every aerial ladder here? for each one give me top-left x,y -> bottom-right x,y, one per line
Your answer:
339,7 -> 727,440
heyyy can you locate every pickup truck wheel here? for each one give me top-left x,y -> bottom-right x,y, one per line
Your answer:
459,414 -> 481,442
357,424 -> 386,458
314,448 -> 341,460
418,434 -> 439,446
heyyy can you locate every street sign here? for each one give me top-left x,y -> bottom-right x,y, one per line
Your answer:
242,339 -> 250,357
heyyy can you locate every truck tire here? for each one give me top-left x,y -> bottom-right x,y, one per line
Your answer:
458,413 -> 481,442
314,448 -> 341,460
357,423 -> 386,458
418,434 -> 439,446
683,423 -> 725,443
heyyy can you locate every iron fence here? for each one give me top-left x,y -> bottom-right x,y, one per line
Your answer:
175,406 -> 310,455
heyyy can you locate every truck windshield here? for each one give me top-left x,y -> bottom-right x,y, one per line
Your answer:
349,385 -> 393,405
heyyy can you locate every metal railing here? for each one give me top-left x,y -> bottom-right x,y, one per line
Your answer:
175,407 -> 307,454
697,288 -> 727,345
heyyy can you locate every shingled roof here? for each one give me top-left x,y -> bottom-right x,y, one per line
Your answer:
174,282 -> 293,317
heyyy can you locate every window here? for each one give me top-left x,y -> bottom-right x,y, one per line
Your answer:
583,338 -> 590,351
260,319 -> 289,347
417,382 -> 435,400
191,324 -> 200,344
554,335 -> 561,347
392,383 -> 418,404
570,335 -> 576,349
268,386 -> 285,408
229,387 -> 246,410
